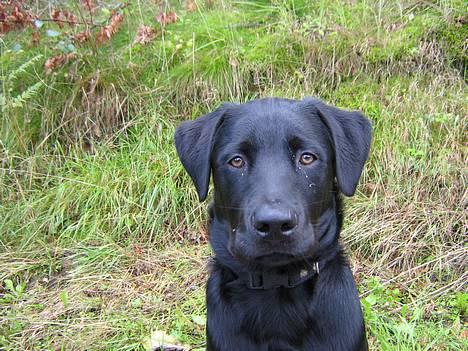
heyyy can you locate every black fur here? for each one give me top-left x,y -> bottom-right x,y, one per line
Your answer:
174,97 -> 372,350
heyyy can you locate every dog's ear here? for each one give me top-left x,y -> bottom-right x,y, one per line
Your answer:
174,104 -> 230,202
301,98 -> 372,196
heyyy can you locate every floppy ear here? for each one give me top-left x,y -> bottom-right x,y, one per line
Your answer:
174,105 -> 228,202
302,98 -> 372,196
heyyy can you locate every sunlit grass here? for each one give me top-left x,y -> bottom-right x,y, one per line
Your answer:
0,0 -> 466,350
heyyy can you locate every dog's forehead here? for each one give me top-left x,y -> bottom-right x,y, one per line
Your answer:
218,99 -> 327,143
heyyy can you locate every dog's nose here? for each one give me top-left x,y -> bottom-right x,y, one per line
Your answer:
252,205 -> 298,237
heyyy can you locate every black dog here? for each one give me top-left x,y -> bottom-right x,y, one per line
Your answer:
175,97 -> 372,351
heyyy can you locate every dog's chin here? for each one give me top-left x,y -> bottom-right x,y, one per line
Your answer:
232,250 -> 312,270
229,229 -> 318,269
253,253 -> 298,267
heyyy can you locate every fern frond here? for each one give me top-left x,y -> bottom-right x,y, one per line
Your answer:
7,54 -> 43,82
3,82 -> 43,112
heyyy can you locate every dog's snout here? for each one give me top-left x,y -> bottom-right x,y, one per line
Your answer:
252,205 -> 298,237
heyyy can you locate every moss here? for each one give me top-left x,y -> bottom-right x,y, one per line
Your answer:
243,32 -> 304,68
431,18 -> 467,72
366,14 -> 434,64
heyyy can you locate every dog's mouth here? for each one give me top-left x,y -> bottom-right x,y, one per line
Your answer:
253,252 -> 297,266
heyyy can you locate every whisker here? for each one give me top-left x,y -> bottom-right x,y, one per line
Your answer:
214,198 -> 332,211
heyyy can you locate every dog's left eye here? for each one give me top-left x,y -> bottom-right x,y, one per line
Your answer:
299,152 -> 316,165
229,156 -> 245,168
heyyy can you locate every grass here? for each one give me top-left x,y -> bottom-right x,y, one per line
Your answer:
0,0 -> 467,350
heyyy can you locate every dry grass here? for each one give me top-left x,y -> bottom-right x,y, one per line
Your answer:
0,0 -> 466,350
0,245 -> 209,350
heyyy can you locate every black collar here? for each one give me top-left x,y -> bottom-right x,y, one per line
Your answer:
235,261 -> 320,290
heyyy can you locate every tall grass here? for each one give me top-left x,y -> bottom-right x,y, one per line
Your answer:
0,0 -> 466,350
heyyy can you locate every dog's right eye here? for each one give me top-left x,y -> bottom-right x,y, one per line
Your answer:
299,152 -> 316,165
228,156 -> 245,168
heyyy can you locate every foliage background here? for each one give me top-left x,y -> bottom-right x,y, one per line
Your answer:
0,0 -> 466,350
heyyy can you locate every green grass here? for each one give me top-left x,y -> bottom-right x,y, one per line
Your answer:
0,0 -> 467,350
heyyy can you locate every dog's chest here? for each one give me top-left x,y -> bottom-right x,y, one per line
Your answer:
235,287 -> 315,344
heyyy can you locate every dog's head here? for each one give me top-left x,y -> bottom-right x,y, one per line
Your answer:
175,98 -> 371,268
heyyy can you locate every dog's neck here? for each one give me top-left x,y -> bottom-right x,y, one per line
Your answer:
209,191 -> 343,289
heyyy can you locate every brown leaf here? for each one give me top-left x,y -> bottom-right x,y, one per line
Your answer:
81,0 -> 96,13
0,3 -> 4,16
96,12 -> 124,43
156,11 -> 178,26
133,25 -> 156,45
132,244 -> 144,257
44,53 -> 76,74
0,22 -> 11,34
109,12 -> 124,28
185,0 -> 197,12
63,10 -> 78,27
0,2 -> 35,33
12,5 -> 25,21
31,30 -> 40,45
51,9 -> 64,28
51,9 -> 77,28
72,30 -> 91,43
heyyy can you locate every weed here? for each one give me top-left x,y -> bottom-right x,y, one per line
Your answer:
0,0 -> 466,349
